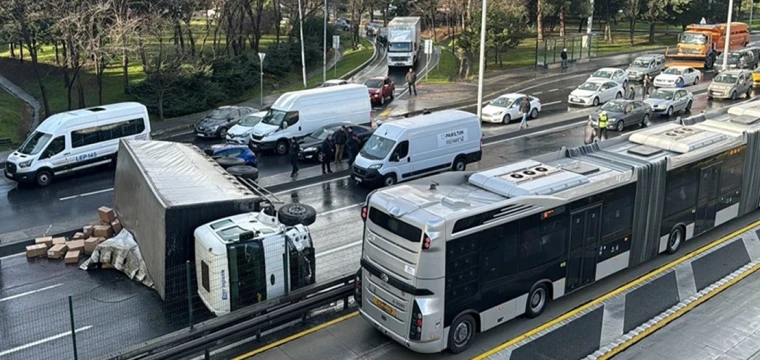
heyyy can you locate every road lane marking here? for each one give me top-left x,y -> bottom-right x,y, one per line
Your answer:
59,188 -> 114,201
0,325 -> 93,357
533,91 -> 543,95
316,240 -> 362,258
320,203 -> 362,216
549,88 -> 559,92
0,253 -> 24,261
0,284 -> 63,303
542,100 -> 563,106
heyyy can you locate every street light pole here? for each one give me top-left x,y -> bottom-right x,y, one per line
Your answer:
722,0 -> 735,71
476,0 -> 488,121
258,53 -> 266,108
587,0 -> 595,48
298,0 -> 307,88
323,0 -> 327,83
751,0 -> 754,34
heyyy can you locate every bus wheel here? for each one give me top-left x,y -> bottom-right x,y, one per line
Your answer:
448,313 -> 476,354
666,226 -> 684,255
278,203 -> 317,226
525,283 -> 549,318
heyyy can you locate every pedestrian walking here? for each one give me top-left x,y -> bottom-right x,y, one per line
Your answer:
643,75 -> 651,97
347,133 -> 361,166
560,48 -> 568,72
406,68 -> 418,96
334,125 -> 347,165
598,111 -> 609,141
584,119 -> 597,145
321,135 -> 335,174
519,97 -> 531,129
627,85 -> 636,100
289,137 -> 300,177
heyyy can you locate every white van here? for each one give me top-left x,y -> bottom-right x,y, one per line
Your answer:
4,102 -> 150,186
351,109 -> 482,187
249,84 -> 371,155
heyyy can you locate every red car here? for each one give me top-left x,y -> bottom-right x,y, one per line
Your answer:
365,77 -> 395,106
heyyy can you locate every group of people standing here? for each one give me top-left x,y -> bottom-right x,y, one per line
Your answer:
289,125 -> 362,177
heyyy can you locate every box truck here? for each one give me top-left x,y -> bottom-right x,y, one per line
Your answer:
387,17 -> 421,68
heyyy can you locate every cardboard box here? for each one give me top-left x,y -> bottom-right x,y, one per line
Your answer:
93,225 -> 113,238
73,232 -> 86,240
84,237 -> 105,254
68,240 -> 85,252
26,244 -> 48,258
111,219 -> 123,234
89,220 -> 102,227
65,251 -> 80,264
98,206 -> 117,223
52,237 -> 67,245
102,262 -> 114,269
47,244 -> 68,259
83,225 -> 94,237
35,236 -> 53,248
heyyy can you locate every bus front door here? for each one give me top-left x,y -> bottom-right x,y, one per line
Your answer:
566,205 -> 602,292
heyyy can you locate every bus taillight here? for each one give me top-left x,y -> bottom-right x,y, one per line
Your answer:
361,206 -> 368,221
409,301 -> 423,340
422,235 -> 432,250
354,269 -> 363,306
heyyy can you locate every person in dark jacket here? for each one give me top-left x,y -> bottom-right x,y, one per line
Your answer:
560,48 -> 568,72
406,68 -> 417,96
289,137 -> 300,177
347,133 -> 361,166
519,97 -> 531,129
333,126 -> 347,165
321,135 -> 335,174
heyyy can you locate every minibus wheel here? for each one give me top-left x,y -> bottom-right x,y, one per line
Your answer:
35,170 -> 53,187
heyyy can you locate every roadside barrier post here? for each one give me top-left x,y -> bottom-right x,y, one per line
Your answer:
68,295 -> 79,360
187,261 -> 194,330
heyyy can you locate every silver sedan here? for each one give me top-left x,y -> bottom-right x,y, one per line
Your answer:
644,88 -> 694,117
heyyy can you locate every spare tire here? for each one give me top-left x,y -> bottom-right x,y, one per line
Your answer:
278,203 -> 317,226
216,156 -> 246,168
226,165 -> 259,180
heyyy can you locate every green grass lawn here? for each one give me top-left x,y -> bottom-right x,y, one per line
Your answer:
0,88 -> 30,151
421,46 -> 459,84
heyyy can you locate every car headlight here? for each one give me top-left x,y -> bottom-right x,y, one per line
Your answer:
18,159 -> 33,168
368,164 -> 382,170
210,125 -> 219,131
304,147 -> 317,152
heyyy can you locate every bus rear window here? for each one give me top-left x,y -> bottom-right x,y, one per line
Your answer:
368,207 -> 422,243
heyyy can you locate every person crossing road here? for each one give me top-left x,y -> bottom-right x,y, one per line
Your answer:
598,111 -> 608,141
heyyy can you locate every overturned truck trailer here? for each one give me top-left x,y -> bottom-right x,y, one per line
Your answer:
113,140 -> 265,301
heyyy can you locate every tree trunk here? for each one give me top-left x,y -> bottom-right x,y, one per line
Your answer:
629,17 -> 635,45
54,41 -> 60,65
274,0 -> 281,43
605,23 -> 613,43
559,6 -> 566,37
97,62 -> 104,105
537,0 -> 544,41
19,40 -> 24,63
157,90 -> 165,121
10,42 -> 15,58
122,51 -> 129,94
431,0 -> 437,42
77,75 -> 85,109
578,17 -> 584,32
20,30 -> 49,116
185,20 -> 196,57
138,34 -> 148,71
648,22 -> 655,44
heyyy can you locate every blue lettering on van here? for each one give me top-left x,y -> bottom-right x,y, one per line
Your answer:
75,152 -> 97,162
221,269 -> 228,300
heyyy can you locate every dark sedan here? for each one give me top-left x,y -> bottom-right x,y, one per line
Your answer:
195,106 -> 257,138
590,99 -> 653,132
298,124 -> 374,162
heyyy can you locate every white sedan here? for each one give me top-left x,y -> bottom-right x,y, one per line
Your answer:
653,66 -> 702,88
588,67 -> 629,87
481,93 -> 542,124
568,79 -> 624,107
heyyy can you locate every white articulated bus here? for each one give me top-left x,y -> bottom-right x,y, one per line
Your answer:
356,102 -> 760,354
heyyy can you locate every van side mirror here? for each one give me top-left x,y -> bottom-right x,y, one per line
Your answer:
281,122 -> 288,130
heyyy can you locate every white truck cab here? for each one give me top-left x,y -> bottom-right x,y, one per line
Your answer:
387,17 -> 422,67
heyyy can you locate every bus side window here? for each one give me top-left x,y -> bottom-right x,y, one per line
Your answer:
479,223 -> 518,282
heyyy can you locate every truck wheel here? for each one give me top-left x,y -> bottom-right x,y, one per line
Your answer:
278,203 -> 317,226
226,165 -> 259,181
216,156 -> 246,169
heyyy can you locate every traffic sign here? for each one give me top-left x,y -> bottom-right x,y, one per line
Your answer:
424,40 -> 433,55
333,35 -> 340,49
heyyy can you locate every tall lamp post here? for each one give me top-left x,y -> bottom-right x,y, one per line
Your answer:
722,0 -> 735,71
297,0 -> 307,87
323,0 -> 328,83
258,52 -> 266,107
476,0 -> 488,121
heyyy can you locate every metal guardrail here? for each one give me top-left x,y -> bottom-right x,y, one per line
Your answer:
110,274 -> 354,359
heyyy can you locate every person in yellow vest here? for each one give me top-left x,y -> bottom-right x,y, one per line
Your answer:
598,111 -> 608,141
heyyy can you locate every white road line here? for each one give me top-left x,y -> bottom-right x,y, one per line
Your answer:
485,120 -> 587,146
59,188 -> 113,201
518,73 -> 590,92
0,253 -> 24,261
533,91 -> 543,95
0,326 -> 93,357
316,240 -> 362,258
320,203 -> 362,216
548,88 -> 559,92
0,284 -> 64,303
543,100 -> 563,106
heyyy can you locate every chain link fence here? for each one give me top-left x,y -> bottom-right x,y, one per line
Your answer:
535,33 -> 601,69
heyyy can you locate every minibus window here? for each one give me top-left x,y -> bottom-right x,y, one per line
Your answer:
40,136 -> 65,159
19,131 -> 52,156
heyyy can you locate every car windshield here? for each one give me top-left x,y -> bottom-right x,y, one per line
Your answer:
632,59 -> 650,68
19,131 -> 52,155
681,33 -> 708,45
649,90 -> 674,100
714,74 -> 738,84
310,127 -> 335,140
360,134 -> 396,160
592,70 -> 613,78
261,109 -> 287,126
578,82 -> 601,91
663,67 -> 684,75
365,79 -> 383,89
601,102 -> 625,112
490,97 -> 518,108
389,42 -> 412,52
209,109 -> 231,120
239,113 -> 264,127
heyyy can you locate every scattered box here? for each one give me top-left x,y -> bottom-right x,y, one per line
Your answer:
83,226 -> 94,237
102,262 -> 114,269
52,237 -> 67,245
47,244 -> 68,259
65,251 -> 80,264
93,225 -> 113,238
111,219 -> 123,234
89,220 -> 102,227
73,232 -> 86,240
98,206 -> 117,223
26,244 -> 48,258
68,240 -> 85,252
35,236 -> 53,248
84,237 -> 105,255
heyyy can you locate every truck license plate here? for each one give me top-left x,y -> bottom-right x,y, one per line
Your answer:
373,297 -> 397,317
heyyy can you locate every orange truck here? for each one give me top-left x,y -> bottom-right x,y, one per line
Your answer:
665,22 -> 750,69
